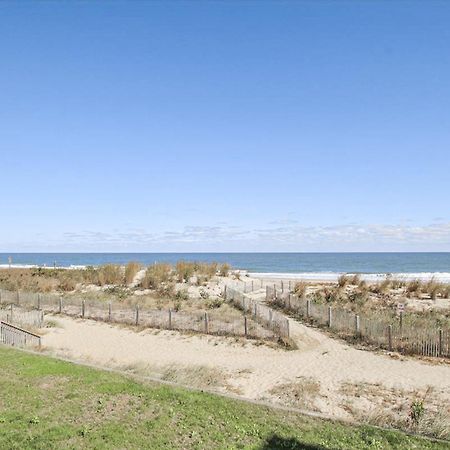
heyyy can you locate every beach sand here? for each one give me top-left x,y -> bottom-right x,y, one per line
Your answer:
42,312 -> 450,423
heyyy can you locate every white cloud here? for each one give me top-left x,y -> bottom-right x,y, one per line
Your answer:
3,221 -> 450,251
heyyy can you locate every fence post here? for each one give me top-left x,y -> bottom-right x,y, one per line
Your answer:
289,280 -> 292,291
81,300 -> 85,319
10,303 -> 13,322
388,325 -> 393,351
269,309 -> 273,328
251,280 -> 254,291
399,311 -> 403,334
204,312 -> 209,334
135,305 -> 139,326
328,306 -> 332,328
59,297 -> 63,314
286,319 -> 290,338
168,309 -> 172,329
281,280 -> 284,293
244,316 -> 248,337
306,300 -> 311,318
288,294 -> 292,310
439,329 -> 443,357
223,285 -> 227,300
355,314 -> 360,336
37,294 -> 41,310
265,286 -> 269,302
254,303 -> 257,318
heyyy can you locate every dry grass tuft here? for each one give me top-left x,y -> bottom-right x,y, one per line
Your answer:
269,377 -> 321,411
293,282 -> 307,298
219,263 -> 230,277
370,279 -> 391,295
337,275 -> 349,288
161,364 -> 229,390
124,262 -> 141,285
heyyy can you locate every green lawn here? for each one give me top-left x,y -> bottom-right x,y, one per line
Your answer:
0,346 -> 447,449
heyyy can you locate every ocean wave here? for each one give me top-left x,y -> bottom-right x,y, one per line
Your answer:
248,272 -> 450,283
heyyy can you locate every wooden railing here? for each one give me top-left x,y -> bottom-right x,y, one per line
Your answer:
0,321 -> 41,348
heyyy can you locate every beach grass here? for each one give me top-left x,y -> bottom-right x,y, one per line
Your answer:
0,346 -> 447,449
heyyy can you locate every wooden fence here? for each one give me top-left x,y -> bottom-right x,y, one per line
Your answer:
0,305 -> 43,328
0,321 -> 41,348
225,279 -> 295,294
225,286 -> 290,340
0,289 -> 277,343
266,286 -> 450,358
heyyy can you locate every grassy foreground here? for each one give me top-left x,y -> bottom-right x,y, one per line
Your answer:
0,347 -> 446,450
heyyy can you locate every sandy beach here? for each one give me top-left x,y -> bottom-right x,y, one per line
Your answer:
42,311 -> 450,423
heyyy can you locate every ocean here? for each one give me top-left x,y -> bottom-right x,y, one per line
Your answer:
1,253 -> 450,281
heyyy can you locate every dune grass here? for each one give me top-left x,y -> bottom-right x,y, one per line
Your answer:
124,262 -> 141,285
0,346 -> 447,449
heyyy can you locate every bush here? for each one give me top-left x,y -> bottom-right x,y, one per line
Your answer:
175,289 -> 189,301
409,399 -> 425,427
207,298 -> 223,309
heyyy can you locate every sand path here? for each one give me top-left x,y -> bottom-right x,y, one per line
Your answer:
42,313 -> 450,419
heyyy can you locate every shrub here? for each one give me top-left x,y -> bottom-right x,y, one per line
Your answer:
349,288 -> 369,306
125,262 -> 141,285
175,289 -> 189,301
409,399 -> 425,427
156,282 -> 175,298
104,286 -> 130,299
207,298 -> 223,309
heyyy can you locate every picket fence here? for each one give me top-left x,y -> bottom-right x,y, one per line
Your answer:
266,287 -> 449,358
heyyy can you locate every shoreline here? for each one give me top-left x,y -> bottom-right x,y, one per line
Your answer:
2,264 -> 450,283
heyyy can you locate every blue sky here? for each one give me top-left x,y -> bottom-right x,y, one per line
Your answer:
1,1 -> 450,252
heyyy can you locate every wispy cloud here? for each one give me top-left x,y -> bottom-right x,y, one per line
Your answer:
255,222 -> 450,245
4,221 -> 450,251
